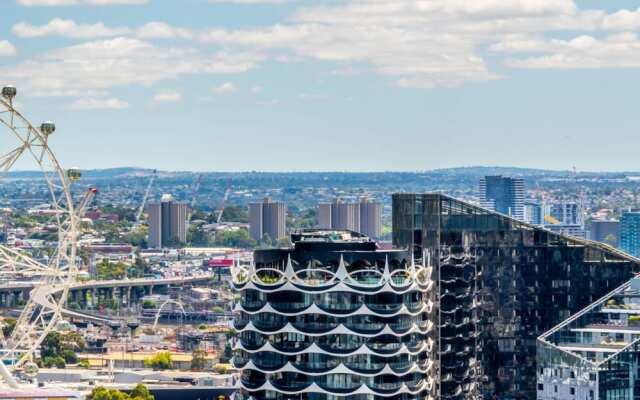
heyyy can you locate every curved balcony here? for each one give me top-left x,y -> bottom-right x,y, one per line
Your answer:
316,374 -> 365,394
240,370 -> 266,390
252,351 -> 289,371
317,335 -> 365,354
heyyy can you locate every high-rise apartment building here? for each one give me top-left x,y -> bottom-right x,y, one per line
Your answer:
248,197 -> 287,242
524,200 -> 543,225
621,211 -> 640,257
538,275 -> 640,400
317,198 -> 382,238
359,198 -> 382,238
147,194 -> 187,248
392,193 -> 640,399
548,201 -> 583,226
232,229 -> 433,400
479,175 -> 525,220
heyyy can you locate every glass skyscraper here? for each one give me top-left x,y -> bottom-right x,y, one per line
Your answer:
231,230 -> 435,400
392,193 -> 640,399
620,211 -> 640,257
479,175 -> 525,220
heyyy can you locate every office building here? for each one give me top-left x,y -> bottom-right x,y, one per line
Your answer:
317,198 -> 382,238
392,193 -> 640,399
479,175 -> 525,220
147,194 -> 187,248
524,200 -> 543,225
538,276 -> 640,400
621,211 -> 640,257
588,219 -> 620,246
231,229 -> 434,400
249,197 -> 287,242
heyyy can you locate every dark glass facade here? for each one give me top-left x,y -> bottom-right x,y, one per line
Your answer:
392,193 -> 640,400
232,230 -> 435,400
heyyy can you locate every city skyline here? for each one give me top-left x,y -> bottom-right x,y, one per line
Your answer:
3,1 -> 640,171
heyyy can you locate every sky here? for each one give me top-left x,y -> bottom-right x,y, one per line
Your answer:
2,0 -> 640,172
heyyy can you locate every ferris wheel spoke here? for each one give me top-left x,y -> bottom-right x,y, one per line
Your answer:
0,245 -> 58,277
0,145 -> 28,172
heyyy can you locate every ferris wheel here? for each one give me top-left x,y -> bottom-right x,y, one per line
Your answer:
0,86 -> 94,387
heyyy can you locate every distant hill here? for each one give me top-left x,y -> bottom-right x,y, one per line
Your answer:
3,166 -> 638,180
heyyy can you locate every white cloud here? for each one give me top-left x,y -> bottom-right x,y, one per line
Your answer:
18,0 -> 147,6
0,41 -> 16,56
12,1 -> 640,90
153,91 -> 182,102
137,22 -> 193,39
213,82 -> 237,93
13,19 -> 130,39
0,37 -> 262,95
250,85 -> 262,93
500,33 -> 640,69
65,97 -> 129,110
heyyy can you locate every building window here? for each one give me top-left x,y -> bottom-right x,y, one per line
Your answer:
538,383 -> 544,391
555,385 -> 558,393
570,387 -> 575,395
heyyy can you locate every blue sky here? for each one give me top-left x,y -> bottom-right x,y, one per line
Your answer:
2,0 -> 640,172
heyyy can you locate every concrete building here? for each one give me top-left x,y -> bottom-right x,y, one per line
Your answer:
147,194 -> 187,248
392,193 -> 640,399
359,198 -> 382,238
317,198 -> 382,238
248,197 -> 286,242
588,219 -> 620,246
621,210 -> 640,257
479,175 -> 525,220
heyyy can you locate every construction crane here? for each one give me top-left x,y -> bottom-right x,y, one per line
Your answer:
216,178 -> 233,224
543,214 -> 561,225
187,174 -> 203,221
133,169 -> 157,229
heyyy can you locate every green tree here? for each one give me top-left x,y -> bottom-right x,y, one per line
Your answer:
187,225 -> 212,247
219,343 -> 232,363
129,384 -> 154,400
214,229 -> 256,248
2,318 -> 16,337
142,300 -> 156,309
87,385 -> 153,400
96,259 -> 128,280
144,351 -> 172,370
219,206 -> 249,223
190,349 -> 207,371
40,331 -> 86,367
43,356 -> 66,368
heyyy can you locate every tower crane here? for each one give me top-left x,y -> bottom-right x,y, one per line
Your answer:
187,174 -> 203,221
216,178 -> 233,224
133,169 -> 157,229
